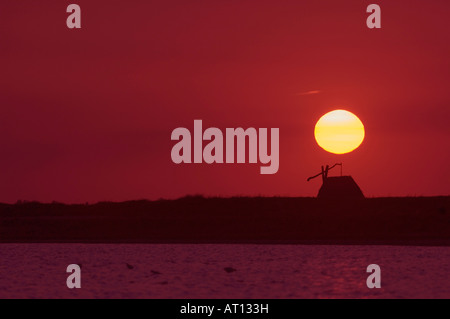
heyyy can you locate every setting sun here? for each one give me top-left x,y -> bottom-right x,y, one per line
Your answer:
314,110 -> 365,154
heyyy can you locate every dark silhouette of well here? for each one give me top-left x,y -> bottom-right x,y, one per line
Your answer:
318,176 -> 364,199
307,163 -> 365,199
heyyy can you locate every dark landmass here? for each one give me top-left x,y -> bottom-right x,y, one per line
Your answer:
0,196 -> 449,245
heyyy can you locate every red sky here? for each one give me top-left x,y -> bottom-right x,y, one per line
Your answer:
0,0 -> 449,203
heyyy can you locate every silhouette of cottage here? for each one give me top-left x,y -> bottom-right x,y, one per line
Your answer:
307,163 -> 364,199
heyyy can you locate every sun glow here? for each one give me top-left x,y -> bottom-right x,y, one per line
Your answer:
314,110 -> 365,154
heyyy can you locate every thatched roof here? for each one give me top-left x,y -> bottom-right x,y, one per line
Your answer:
318,176 -> 364,199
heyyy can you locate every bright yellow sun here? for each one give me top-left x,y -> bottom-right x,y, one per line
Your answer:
314,109 -> 365,154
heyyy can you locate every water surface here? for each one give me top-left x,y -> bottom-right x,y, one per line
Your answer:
0,244 -> 448,298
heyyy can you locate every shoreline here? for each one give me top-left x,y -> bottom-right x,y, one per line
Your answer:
1,196 -> 449,246
1,239 -> 450,246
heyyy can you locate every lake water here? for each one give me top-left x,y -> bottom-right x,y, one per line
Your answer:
0,244 -> 449,298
